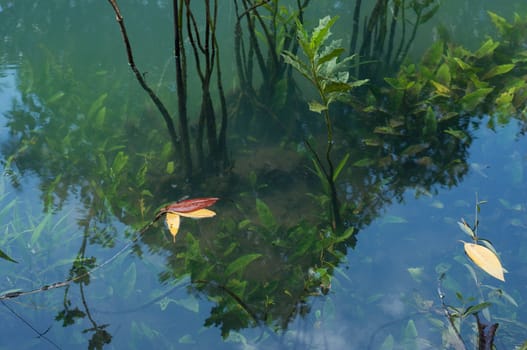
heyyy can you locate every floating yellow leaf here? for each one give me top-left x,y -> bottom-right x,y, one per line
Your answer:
463,242 -> 505,281
165,212 -> 181,242
175,208 -> 216,219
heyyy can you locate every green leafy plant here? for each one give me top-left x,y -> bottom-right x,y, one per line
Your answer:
282,15 -> 367,231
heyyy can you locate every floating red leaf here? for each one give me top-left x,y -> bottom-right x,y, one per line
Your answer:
161,197 -> 219,214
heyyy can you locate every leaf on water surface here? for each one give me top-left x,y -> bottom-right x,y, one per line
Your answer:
225,253 -> 262,276
176,208 -> 216,219
165,213 -> 181,242
163,197 -> 219,214
463,242 -> 505,281
0,248 -> 17,263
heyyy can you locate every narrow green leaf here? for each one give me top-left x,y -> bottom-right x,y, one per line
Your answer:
112,151 -> 128,175
353,158 -> 375,167
474,39 -> 499,58
46,91 -> 65,104
225,253 -> 262,276
0,248 -> 17,263
453,57 -> 471,70
87,93 -> 108,119
316,47 -> 344,67
334,227 -> 354,243
166,161 -> 175,174
255,198 -> 276,231
311,16 -> 338,53
482,63 -> 515,80
31,212 -> 53,246
462,302 -> 492,317
460,88 -> 494,111
333,153 -> 350,181
444,128 -> 468,141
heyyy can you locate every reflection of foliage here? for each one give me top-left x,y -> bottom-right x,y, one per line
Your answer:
351,0 -> 441,82
3,2 -> 527,348
158,197 -> 354,339
283,15 -> 368,231
232,0 -> 311,138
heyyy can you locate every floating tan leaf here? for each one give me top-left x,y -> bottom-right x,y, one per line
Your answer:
463,242 -> 505,282
175,208 -> 216,219
165,212 -> 181,242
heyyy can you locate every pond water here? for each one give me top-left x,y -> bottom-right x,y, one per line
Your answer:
1,1 -> 527,349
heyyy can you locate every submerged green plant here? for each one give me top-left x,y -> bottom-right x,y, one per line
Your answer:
282,16 -> 368,231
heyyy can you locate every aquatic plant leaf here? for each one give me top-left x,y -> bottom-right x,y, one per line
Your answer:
444,128 -> 468,141
460,88 -> 494,111
421,40 -> 443,69
256,198 -> 276,231
332,153 -> 350,181
165,213 -> 181,242
311,16 -> 338,53
457,218 -> 475,239
482,63 -> 515,80
353,158 -> 375,167
87,93 -> 108,119
453,57 -> 471,70
316,47 -> 345,67
225,253 -> 262,276
308,100 -> 327,113
0,248 -> 17,263
176,208 -> 216,219
162,197 -> 219,214
436,62 -> 451,85
463,242 -> 505,281
462,302 -> 492,317
487,12 -> 510,35
46,91 -> 65,104
430,80 -> 451,96
474,38 -> 499,59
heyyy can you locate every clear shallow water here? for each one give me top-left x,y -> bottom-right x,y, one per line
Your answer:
1,1 -> 527,349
